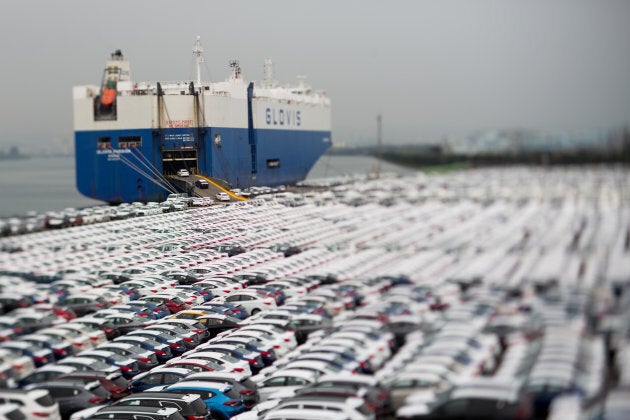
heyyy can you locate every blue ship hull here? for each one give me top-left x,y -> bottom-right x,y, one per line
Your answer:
75,126 -> 331,203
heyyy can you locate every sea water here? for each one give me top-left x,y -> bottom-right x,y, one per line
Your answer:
0,154 -> 416,217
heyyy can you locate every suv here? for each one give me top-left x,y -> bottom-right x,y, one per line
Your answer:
85,406 -> 186,420
0,389 -> 61,420
29,380 -> 110,419
109,392 -> 211,419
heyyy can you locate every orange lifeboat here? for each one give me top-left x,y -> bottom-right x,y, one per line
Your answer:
100,81 -> 117,106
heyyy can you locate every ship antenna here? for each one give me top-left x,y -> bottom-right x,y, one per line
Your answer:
264,58 -> 275,87
193,36 -> 204,87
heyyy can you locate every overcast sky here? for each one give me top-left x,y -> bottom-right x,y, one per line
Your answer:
1,0 -> 629,151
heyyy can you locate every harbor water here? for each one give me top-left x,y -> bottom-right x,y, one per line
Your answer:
0,154 -> 415,217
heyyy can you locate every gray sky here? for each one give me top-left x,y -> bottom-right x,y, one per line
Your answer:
1,0 -> 629,151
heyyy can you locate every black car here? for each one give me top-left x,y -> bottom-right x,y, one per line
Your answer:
110,392 -> 212,419
195,179 -> 209,189
29,380 -> 111,419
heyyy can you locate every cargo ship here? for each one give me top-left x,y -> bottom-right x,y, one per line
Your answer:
73,37 -> 332,203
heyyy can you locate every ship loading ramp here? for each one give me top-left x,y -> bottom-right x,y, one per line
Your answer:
167,174 -> 248,203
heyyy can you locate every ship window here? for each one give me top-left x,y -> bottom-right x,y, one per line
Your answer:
119,136 -> 142,149
267,159 -> 280,169
97,137 -> 111,149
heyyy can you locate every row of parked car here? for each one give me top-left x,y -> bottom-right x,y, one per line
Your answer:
0,166 -> 628,419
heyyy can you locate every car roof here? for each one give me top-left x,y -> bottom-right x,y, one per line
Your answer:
167,380 -> 231,392
118,392 -> 201,403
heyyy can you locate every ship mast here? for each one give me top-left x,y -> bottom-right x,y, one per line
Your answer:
193,36 -> 204,88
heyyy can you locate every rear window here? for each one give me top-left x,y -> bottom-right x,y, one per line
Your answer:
34,393 -> 56,407
185,397 -> 209,414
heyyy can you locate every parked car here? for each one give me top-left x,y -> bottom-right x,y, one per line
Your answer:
252,369 -> 319,401
184,371 -> 259,409
126,330 -> 187,356
28,380 -> 110,419
129,367 -> 193,393
74,350 -> 140,379
19,334 -> 74,361
164,381 -> 246,419
0,341 -> 54,368
18,364 -> 77,388
96,342 -> 159,372
108,392 -> 212,420
57,370 -> 131,401
0,389 -> 61,420
112,336 -> 174,364
81,405 -> 186,420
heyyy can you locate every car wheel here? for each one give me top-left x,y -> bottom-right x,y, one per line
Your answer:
251,308 -> 260,315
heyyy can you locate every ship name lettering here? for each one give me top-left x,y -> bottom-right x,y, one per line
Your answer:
265,108 -> 301,127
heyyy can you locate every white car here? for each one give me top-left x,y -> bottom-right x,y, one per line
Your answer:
0,389 -> 61,420
216,192 -> 230,202
212,291 -> 277,315
252,368 -> 319,401
177,169 -> 190,177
